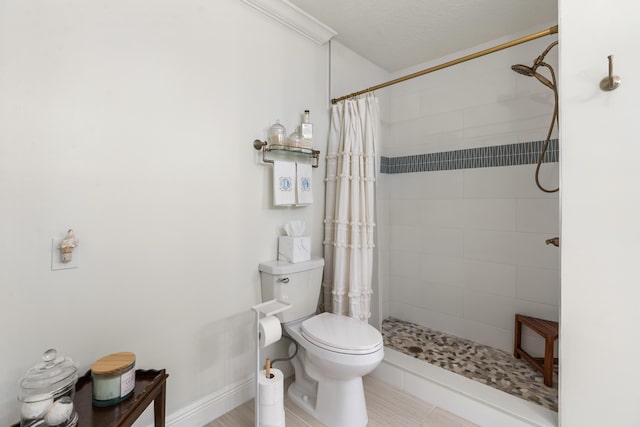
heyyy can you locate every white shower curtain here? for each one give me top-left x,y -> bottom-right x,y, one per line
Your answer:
322,95 -> 379,320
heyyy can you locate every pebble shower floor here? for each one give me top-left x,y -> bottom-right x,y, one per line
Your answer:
382,317 -> 558,412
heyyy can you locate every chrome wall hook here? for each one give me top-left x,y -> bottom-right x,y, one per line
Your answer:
600,55 -> 621,91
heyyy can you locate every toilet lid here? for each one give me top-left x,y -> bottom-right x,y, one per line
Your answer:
301,312 -> 383,354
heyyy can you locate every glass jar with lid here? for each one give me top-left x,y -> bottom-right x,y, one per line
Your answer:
287,130 -> 303,148
18,349 -> 79,427
268,120 -> 287,146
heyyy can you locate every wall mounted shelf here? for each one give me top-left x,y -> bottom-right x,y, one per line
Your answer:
253,140 -> 320,168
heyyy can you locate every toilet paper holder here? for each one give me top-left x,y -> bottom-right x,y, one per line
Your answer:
251,299 -> 291,427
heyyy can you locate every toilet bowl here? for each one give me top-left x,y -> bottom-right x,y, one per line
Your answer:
259,258 -> 384,427
284,312 -> 383,427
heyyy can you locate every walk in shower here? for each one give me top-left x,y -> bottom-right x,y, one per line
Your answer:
341,31 -> 561,423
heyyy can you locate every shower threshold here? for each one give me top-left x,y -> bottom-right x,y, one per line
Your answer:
381,317 -> 558,412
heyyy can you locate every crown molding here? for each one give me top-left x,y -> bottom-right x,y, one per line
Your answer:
240,0 -> 337,44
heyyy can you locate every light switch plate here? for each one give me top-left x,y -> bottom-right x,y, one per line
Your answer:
51,237 -> 79,271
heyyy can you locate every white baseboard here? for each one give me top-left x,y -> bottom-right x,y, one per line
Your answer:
150,363 -> 293,427
162,376 -> 254,427
371,348 -> 558,427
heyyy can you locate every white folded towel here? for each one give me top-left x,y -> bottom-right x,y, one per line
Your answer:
296,163 -> 313,206
273,161 -> 296,206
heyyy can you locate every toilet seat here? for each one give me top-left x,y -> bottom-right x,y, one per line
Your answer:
301,312 -> 383,355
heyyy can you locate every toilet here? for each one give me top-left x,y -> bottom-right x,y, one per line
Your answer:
259,257 -> 384,427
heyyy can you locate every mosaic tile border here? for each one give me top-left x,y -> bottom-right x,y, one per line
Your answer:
380,139 -> 558,174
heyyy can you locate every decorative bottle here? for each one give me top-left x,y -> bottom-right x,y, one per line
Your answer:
300,110 -> 313,148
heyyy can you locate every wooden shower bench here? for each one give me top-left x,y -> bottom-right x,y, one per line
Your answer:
514,314 -> 558,387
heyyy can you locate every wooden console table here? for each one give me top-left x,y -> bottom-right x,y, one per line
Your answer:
12,369 -> 168,427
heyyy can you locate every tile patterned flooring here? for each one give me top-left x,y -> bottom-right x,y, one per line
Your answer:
382,317 -> 558,412
206,376 -> 478,427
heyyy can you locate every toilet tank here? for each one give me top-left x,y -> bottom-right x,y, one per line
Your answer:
259,257 -> 324,323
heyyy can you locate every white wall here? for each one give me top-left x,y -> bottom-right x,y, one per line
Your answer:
559,0 -> 640,425
378,32 -> 560,354
329,41 -> 389,105
0,0 -> 328,424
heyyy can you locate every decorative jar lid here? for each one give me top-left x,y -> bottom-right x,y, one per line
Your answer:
269,120 -> 286,134
91,352 -> 136,375
18,349 -> 79,402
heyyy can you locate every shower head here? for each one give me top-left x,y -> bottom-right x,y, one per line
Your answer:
511,40 -> 559,194
511,64 -> 536,77
511,41 -> 558,90
511,64 -> 555,89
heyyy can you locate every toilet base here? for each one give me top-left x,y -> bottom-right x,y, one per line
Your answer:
288,376 -> 368,427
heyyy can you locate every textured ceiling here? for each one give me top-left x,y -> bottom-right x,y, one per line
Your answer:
289,0 -> 557,72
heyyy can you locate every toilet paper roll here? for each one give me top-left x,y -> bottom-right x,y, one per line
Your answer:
259,368 -> 284,405
259,316 -> 282,348
259,406 -> 285,427
259,368 -> 285,426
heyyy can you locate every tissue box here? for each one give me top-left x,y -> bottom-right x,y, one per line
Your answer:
278,236 -> 311,263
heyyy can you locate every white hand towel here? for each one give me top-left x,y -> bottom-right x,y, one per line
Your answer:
273,161 -> 296,206
296,163 -> 313,206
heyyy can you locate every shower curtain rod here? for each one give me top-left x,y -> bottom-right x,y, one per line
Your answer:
330,25 -> 558,104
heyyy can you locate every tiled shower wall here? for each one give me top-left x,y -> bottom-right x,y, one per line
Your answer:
377,32 -> 560,354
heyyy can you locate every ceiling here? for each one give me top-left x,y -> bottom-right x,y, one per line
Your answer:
288,0 -> 558,72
